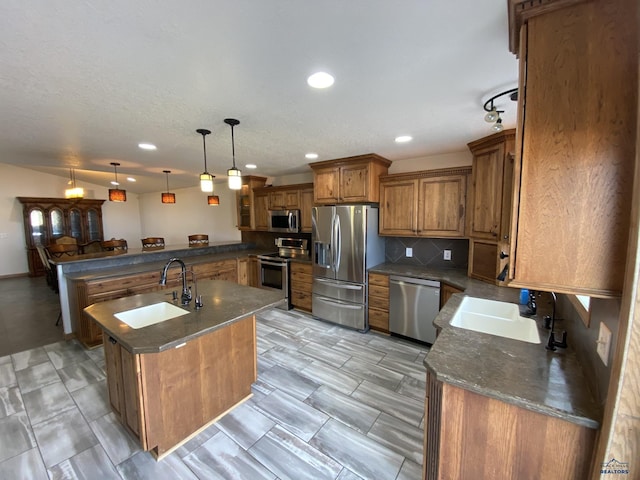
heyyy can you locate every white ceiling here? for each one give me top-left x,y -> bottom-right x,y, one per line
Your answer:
0,0 -> 519,194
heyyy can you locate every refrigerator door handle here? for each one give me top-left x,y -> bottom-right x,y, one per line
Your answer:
333,213 -> 341,272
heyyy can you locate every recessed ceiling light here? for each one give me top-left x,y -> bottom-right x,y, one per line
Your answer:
245,164 -> 257,169
305,153 -> 319,159
307,72 -> 334,89
395,135 -> 413,143
110,181 -> 119,186
127,177 -> 136,182
138,143 -> 157,150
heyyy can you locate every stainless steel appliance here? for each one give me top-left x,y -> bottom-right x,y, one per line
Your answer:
389,275 -> 440,344
257,237 -> 308,310
312,205 -> 385,331
268,209 -> 300,233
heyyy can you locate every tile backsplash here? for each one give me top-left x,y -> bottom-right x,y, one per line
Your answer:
385,237 -> 469,269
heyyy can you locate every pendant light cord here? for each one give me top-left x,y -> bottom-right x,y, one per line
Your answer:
202,133 -> 208,172
230,124 -> 236,169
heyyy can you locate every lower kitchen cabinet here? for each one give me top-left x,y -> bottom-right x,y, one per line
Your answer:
439,283 -> 463,310
368,273 -> 389,333
290,261 -> 312,312
423,372 -> 596,480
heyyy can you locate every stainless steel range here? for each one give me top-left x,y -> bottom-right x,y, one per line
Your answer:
257,237 -> 308,310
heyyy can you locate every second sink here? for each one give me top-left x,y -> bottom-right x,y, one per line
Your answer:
114,302 -> 189,329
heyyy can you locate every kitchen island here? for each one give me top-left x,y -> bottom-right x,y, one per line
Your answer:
84,280 -> 283,459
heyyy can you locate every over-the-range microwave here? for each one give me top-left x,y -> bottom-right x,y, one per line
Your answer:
268,209 -> 300,233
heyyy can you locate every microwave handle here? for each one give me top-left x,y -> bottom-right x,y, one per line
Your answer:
288,211 -> 297,231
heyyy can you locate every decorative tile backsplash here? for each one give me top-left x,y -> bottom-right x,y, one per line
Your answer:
385,237 -> 469,270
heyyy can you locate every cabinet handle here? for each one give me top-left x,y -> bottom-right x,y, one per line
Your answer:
500,251 -> 509,259
109,336 -> 117,344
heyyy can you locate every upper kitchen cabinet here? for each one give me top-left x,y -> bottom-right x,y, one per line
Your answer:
236,176 -> 268,231
467,130 -> 515,241
18,197 -> 105,276
507,0 -> 637,298
268,187 -> 300,210
300,187 -> 314,233
379,167 -> 470,238
310,153 -> 391,204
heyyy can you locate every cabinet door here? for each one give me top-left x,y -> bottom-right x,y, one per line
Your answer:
236,186 -> 252,230
237,258 -> 248,285
418,175 -> 466,237
470,144 -> 504,239
313,166 -> 340,204
379,179 -> 418,236
268,191 -> 287,210
248,257 -> 258,287
340,163 -> 369,203
253,192 -> 269,230
300,188 -> 314,232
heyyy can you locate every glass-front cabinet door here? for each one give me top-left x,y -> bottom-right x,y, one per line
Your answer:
50,208 -> 64,238
29,209 -> 45,247
69,208 -> 82,240
86,208 -> 102,241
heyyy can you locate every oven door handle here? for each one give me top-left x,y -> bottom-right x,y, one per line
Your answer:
258,259 -> 287,267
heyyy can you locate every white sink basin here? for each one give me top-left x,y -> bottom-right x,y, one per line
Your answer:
114,302 -> 189,329
450,297 -> 541,344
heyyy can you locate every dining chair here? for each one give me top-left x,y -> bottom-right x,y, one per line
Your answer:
101,238 -> 128,251
46,243 -> 79,258
188,234 -> 209,247
53,235 -> 78,245
82,240 -> 103,254
141,237 -> 165,250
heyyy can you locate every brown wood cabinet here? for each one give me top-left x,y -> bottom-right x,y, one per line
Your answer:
423,371 -> 596,479
103,315 -> 257,458
379,167 -> 470,238
235,176 -> 268,230
300,187 -> 314,233
310,154 -> 391,204
507,0 -> 636,298
70,258 -> 240,348
439,283 -> 463,310
367,272 -> 389,333
268,189 -> 300,210
248,256 -> 258,287
466,130 -> 515,286
253,190 -> 270,231
290,261 -> 312,312
251,183 -> 314,232
17,197 -> 105,276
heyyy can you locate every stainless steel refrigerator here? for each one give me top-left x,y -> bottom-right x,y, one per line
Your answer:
312,205 -> 385,331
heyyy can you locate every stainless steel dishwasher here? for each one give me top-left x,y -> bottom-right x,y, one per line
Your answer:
389,275 -> 440,344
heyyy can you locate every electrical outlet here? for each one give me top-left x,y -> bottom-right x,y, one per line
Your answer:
597,322 -> 612,366
443,249 -> 452,261
405,247 -> 413,257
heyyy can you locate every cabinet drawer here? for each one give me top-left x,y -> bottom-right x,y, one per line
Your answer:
368,307 -> 389,332
290,262 -> 312,275
369,294 -> 389,311
291,289 -> 312,311
369,284 -> 389,300
291,270 -> 313,286
86,271 -> 168,295
368,273 -> 389,288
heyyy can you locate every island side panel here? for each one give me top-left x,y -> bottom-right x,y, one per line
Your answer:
139,315 -> 257,456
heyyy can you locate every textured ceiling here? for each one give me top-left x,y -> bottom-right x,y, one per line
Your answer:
0,0 -> 518,194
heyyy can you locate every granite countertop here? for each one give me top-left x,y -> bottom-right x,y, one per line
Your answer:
368,263 -> 601,429
84,280 -> 284,354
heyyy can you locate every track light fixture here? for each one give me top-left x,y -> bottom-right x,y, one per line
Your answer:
483,87 -> 518,132
197,128 -> 214,192
108,162 -> 127,202
224,118 -> 242,190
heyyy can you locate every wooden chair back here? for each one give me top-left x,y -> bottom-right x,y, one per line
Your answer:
46,243 -> 79,258
53,235 -> 77,245
141,237 -> 165,250
188,234 -> 209,247
82,240 -> 103,254
101,238 -> 128,251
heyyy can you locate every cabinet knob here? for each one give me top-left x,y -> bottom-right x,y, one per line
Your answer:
109,336 -> 117,344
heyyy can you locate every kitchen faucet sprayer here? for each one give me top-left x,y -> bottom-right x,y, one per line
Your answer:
159,258 -> 192,306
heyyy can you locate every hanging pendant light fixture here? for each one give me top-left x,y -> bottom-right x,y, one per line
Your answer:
224,118 -> 242,190
64,168 -> 84,199
197,128 -> 214,192
207,195 -> 220,205
108,162 -> 127,202
161,170 -> 176,204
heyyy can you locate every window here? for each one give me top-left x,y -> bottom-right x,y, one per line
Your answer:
569,294 -> 591,327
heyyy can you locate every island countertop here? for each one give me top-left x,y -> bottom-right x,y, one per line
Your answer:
368,263 -> 601,429
84,279 -> 284,354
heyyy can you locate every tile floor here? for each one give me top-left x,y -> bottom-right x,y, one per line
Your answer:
0,278 -> 427,479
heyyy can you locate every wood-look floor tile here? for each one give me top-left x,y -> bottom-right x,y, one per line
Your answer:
397,459 -> 423,480
299,360 -> 362,396
118,450 -> 199,480
11,347 -> 50,371
261,346 -> 314,371
183,431 -> 275,480
367,336 -> 424,359
306,385 -> 380,434
260,364 -> 320,401
70,381 -> 111,422
299,341 -> 351,368
58,359 -> 106,392
249,424 -> 342,480
395,376 -> 427,402
254,389 -> 328,442
0,385 -> 24,419
0,447 -> 48,480
337,467 -> 365,479
15,361 -> 59,394
332,340 -> 385,364
90,412 -> 140,466
32,408 -> 98,467
45,340 -> 91,370
0,360 -> 17,389
22,382 -> 76,425
367,412 -> 423,464
175,423 -> 220,458
48,444 -> 120,480
215,400 -> 275,449
264,329 -> 309,350
310,418 -> 404,480
341,358 -> 404,391
378,354 -> 430,381
351,380 -> 424,427
0,412 -> 36,463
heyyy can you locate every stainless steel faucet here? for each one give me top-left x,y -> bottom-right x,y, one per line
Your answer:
159,257 -> 192,306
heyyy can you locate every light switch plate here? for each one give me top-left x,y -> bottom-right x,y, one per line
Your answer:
405,247 -> 413,257
597,322 -> 612,366
443,249 -> 452,261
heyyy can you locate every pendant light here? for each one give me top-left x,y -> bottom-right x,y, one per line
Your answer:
207,195 -> 220,205
161,170 -> 176,204
224,118 -> 242,190
197,128 -> 214,192
64,168 -> 84,199
108,162 -> 127,202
